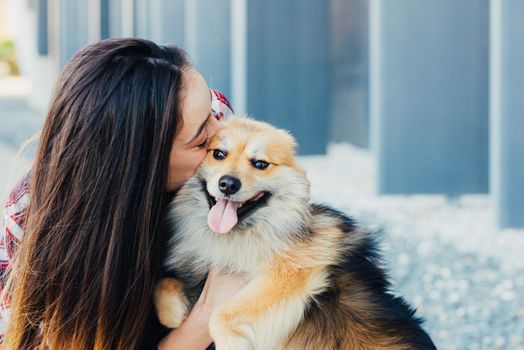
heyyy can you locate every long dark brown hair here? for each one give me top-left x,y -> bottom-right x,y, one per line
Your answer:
4,38 -> 188,349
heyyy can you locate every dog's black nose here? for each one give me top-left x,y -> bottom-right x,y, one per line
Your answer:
218,175 -> 241,195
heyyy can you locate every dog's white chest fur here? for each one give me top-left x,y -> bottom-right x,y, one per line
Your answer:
166,221 -> 276,276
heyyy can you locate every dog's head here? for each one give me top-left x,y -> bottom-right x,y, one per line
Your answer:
173,116 -> 310,236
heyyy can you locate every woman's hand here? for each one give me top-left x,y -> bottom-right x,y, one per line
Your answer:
195,269 -> 247,318
158,269 -> 247,350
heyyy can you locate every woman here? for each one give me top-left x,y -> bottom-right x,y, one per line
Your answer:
0,38 -> 245,349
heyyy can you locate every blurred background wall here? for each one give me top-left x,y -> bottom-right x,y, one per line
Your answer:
0,0 -> 522,229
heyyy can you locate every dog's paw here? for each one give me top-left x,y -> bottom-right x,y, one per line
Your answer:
209,309 -> 254,350
154,278 -> 189,328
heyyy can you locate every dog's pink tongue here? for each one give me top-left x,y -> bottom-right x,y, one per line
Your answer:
207,198 -> 241,234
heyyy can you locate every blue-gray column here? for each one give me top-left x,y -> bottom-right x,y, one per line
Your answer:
58,0 -> 89,68
330,0 -> 369,148
109,0 -> 134,38
370,0 -> 489,194
134,0 -> 150,38
247,0 -> 331,155
156,0 -> 185,45
126,0 -> 185,47
109,0 -> 123,37
100,0 -> 111,39
189,0 -> 231,98
100,0 -> 110,39
490,0 -> 524,228
37,0 -> 48,55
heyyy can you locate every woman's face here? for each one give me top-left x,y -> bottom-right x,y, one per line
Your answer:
167,68 -> 223,191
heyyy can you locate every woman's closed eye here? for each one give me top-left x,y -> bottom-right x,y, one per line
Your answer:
194,129 -> 209,149
196,137 -> 209,149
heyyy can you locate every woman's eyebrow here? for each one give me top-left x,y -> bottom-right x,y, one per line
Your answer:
187,113 -> 212,145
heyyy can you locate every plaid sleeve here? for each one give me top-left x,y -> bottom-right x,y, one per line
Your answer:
210,89 -> 234,121
0,170 -> 31,343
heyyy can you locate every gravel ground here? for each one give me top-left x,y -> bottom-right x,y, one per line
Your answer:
1,79 -> 523,349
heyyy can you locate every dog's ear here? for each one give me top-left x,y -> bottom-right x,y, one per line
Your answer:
265,128 -> 298,164
280,129 -> 298,155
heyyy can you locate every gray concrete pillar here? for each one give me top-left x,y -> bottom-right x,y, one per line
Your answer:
185,0 -> 231,98
370,0 -> 489,194
330,0 -> 369,148
154,0 -> 185,45
37,0 -> 48,55
490,0 -> 524,228
100,0 -> 109,39
125,0 -> 185,49
108,0 -> 123,37
245,0 -> 331,154
57,0 -> 89,68
134,0 -> 150,38
109,0 -> 133,38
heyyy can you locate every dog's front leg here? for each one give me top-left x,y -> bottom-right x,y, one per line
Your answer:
209,264 -> 327,350
154,277 -> 190,328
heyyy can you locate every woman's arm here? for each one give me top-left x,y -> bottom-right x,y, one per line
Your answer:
158,269 -> 246,350
158,303 -> 213,350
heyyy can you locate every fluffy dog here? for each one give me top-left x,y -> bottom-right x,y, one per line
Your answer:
155,116 -> 436,350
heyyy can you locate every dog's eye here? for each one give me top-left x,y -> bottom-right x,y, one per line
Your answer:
252,160 -> 269,170
213,149 -> 227,160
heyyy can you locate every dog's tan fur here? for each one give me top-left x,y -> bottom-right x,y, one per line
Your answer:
153,278 -> 188,329
155,116 -> 435,350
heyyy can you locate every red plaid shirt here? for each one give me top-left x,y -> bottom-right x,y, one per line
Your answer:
0,90 -> 233,344
0,170 -> 31,341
